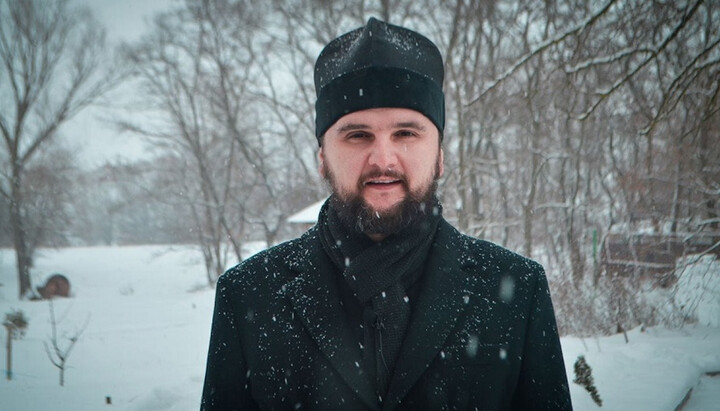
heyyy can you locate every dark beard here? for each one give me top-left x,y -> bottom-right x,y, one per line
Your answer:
324,163 -> 441,237
330,185 -> 438,236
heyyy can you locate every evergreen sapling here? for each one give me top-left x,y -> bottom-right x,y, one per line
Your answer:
574,355 -> 602,406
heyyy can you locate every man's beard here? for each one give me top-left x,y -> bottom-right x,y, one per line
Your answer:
323,160 -> 441,237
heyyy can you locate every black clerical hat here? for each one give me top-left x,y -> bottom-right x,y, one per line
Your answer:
314,17 -> 445,142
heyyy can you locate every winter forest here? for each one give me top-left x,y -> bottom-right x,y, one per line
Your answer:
2,0 -> 719,338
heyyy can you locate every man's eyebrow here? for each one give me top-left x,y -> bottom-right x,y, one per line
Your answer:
336,123 -> 371,133
394,121 -> 426,130
335,121 -> 426,133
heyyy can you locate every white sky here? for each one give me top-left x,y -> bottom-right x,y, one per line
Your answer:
61,0 -> 176,168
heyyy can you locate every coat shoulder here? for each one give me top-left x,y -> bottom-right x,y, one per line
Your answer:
438,220 -> 544,278
217,227 -> 319,290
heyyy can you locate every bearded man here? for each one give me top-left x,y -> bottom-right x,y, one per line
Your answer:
201,17 -> 572,411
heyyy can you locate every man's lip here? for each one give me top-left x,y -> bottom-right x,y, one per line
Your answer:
364,179 -> 402,186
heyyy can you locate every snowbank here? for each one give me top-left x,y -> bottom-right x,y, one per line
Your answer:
1,246 -> 719,410
675,254 -> 720,327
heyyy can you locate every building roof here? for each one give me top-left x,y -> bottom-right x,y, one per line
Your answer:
287,198 -> 327,224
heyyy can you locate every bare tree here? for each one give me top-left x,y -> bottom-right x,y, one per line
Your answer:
43,300 -> 89,387
120,1 -> 269,284
0,0 -> 117,298
411,0 -> 718,333
97,0 -> 716,333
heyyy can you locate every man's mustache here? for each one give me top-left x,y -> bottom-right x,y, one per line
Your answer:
358,168 -> 407,187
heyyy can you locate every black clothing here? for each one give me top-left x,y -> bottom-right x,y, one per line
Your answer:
317,200 -> 441,398
201,215 -> 572,410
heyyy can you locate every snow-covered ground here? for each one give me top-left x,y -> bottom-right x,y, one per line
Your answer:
1,245 -> 718,410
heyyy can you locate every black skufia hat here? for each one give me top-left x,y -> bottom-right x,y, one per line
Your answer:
314,17 -> 445,142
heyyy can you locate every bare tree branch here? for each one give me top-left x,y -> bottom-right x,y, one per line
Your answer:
467,0 -> 618,106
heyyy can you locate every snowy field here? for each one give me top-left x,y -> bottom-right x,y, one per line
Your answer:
1,245 -> 718,411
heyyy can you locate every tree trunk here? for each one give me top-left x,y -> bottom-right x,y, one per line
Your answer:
523,136 -> 540,259
10,169 -> 33,299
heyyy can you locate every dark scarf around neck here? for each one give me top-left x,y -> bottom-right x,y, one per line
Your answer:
317,196 -> 442,397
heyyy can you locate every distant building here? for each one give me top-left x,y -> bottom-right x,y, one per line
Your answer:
287,198 -> 326,229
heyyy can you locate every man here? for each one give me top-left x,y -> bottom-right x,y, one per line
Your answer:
202,17 -> 572,410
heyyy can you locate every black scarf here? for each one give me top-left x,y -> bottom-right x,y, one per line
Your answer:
318,197 -> 441,398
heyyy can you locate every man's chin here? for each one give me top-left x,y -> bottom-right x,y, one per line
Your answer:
362,198 -> 405,217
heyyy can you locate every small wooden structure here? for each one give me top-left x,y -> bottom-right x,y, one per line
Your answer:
600,232 -> 720,286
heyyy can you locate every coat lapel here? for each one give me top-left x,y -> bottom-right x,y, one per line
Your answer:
281,229 -> 377,409
384,221 -> 475,410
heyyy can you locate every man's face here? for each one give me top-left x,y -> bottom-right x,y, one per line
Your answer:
319,108 -> 444,238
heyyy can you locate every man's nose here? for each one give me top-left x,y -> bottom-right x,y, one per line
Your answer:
368,137 -> 398,170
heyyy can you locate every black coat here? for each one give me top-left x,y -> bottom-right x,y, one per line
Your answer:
201,219 -> 572,410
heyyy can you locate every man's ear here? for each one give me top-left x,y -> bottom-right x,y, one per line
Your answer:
317,147 -> 326,178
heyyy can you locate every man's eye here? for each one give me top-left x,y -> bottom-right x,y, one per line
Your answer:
347,132 -> 369,140
396,130 -> 417,138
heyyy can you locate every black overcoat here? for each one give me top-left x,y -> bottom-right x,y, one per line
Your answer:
201,219 -> 572,410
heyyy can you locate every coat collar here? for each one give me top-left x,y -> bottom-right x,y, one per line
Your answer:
281,220 -> 477,410
281,226 -> 377,408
